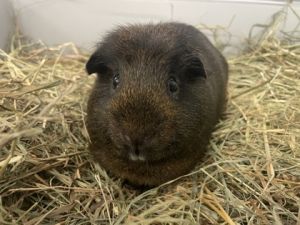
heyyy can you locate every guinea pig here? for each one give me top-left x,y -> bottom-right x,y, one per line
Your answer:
86,22 -> 228,187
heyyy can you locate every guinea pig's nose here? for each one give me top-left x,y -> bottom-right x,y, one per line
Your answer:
123,143 -> 139,155
133,142 -> 140,155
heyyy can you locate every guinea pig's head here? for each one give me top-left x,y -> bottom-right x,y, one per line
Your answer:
86,23 -> 209,163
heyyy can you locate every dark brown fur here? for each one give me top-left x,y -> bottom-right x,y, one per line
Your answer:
86,22 -> 228,186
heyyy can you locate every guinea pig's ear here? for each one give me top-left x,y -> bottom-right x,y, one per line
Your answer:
86,53 -> 109,75
185,56 -> 207,79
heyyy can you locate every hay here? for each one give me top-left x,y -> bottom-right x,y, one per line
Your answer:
0,28 -> 299,225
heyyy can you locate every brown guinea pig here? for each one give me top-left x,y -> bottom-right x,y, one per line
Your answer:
86,22 -> 228,187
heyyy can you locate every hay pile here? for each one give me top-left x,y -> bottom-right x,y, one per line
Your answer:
0,29 -> 299,224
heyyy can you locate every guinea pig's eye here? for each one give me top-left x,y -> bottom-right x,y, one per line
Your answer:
167,77 -> 179,95
112,74 -> 120,89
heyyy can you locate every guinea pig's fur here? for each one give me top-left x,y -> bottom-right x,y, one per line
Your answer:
86,22 -> 228,187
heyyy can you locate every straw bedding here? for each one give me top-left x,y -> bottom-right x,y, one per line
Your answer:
0,26 -> 299,224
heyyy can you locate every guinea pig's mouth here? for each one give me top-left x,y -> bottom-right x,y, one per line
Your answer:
127,141 -> 178,163
112,136 -> 178,163
113,146 -> 147,162
115,148 -> 166,163
128,153 -> 146,162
